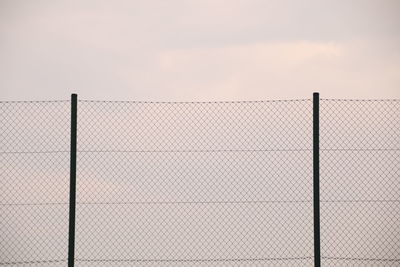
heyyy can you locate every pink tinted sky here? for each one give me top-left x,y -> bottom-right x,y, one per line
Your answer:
0,0 -> 399,101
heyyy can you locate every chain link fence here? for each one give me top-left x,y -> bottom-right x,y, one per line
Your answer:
1,96 -> 399,266
0,101 -> 70,266
320,99 -> 400,266
75,99 -> 313,266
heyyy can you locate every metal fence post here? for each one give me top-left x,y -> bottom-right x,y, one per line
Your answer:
68,94 -> 78,267
313,92 -> 321,267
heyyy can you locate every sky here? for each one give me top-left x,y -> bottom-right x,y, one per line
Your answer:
0,0 -> 399,101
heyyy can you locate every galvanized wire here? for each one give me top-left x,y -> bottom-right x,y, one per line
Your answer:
0,101 -> 70,266
1,97 -> 399,266
75,99 -> 314,266
320,99 -> 400,266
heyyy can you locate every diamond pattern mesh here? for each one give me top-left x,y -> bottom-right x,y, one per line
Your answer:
75,100 -> 314,266
1,97 -> 398,266
0,101 -> 70,266
320,99 -> 400,266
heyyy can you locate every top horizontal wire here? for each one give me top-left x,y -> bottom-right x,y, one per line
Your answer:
321,98 -> 400,102
0,100 -> 69,103
78,98 -> 311,104
1,98 -> 399,104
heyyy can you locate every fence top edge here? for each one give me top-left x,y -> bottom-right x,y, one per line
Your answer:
78,99 -> 312,104
1,98 -> 399,104
0,100 -> 69,104
321,98 -> 400,102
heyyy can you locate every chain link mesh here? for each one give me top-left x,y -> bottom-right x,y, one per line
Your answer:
320,99 -> 400,266
75,99 -> 314,266
2,97 -> 398,266
0,101 -> 70,266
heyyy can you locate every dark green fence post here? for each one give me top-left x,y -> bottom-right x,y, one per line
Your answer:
313,92 -> 321,267
68,94 -> 77,267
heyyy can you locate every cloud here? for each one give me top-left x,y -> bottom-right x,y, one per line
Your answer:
147,40 -> 399,100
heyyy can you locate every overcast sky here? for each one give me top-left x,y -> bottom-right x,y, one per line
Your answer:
1,0 -> 399,101
1,2 -> 399,265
